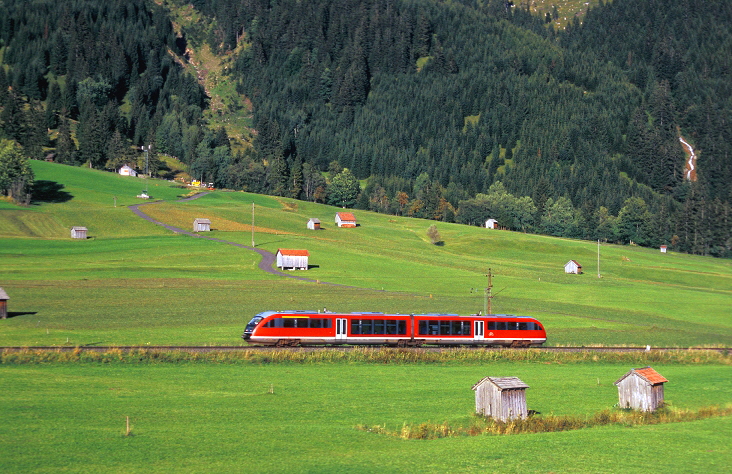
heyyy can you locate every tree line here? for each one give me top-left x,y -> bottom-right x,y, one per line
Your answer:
0,0 -> 729,257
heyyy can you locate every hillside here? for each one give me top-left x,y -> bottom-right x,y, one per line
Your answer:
0,161 -> 730,347
0,0 -> 730,259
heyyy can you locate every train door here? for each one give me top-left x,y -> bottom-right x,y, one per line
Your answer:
336,318 -> 348,341
474,320 -> 484,341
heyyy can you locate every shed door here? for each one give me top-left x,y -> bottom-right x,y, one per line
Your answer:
474,321 -> 484,341
336,318 -> 348,340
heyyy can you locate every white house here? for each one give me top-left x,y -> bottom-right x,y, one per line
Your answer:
564,260 -> 582,274
119,165 -> 137,177
276,249 -> 310,270
485,218 -> 499,229
335,212 -> 357,228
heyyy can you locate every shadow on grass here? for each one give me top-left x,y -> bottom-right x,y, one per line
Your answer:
31,180 -> 73,204
5,311 -> 38,319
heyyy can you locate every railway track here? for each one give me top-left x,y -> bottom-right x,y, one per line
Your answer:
1,345 -> 730,354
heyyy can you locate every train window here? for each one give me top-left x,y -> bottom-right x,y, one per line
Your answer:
374,320 -> 385,335
419,320 -> 470,335
507,322 -> 519,330
440,321 -> 451,335
264,318 -> 332,329
533,323 -> 543,331
518,322 -> 528,331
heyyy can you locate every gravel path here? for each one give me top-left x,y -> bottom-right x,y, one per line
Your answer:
128,193 -> 358,287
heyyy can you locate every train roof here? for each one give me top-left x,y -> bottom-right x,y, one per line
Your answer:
254,310 -> 537,319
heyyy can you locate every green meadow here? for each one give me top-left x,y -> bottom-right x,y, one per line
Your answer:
1,161 -> 731,472
1,160 -> 730,347
1,358 -> 731,473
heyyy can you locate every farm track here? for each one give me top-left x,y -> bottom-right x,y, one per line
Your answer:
2,346 -> 730,354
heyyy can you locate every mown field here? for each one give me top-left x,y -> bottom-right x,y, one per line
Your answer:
1,161 -> 731,472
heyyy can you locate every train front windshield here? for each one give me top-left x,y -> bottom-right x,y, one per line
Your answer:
242,316 -> 263,339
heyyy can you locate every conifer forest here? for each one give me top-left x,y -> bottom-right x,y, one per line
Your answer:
1,0 -> 730,257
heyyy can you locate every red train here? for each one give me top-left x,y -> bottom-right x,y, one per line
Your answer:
242,310 -> 546,347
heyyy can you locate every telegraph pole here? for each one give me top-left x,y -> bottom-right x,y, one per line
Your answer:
251,203 -> 255,247
597,239 -> 601,279
484,268 -> 493,316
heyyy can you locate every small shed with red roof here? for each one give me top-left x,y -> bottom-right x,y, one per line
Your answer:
335,212 -> 357,228
615,366 -> 668,412
564,260 -> 582,274
276,249 -> 310,270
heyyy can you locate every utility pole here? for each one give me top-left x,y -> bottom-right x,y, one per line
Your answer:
484,268 -> 493,316
597,239 -> 601,278
251,203 -> 255,247
141,144 -> 151,194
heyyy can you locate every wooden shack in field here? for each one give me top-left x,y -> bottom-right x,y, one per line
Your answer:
615,367 -> 668,412
118,165 -> 137,177
70,226 -> 88,239
564,260 -> 582,274
193,218 -> 211,232
276,249 -> 310,270
0,287 -> 8,319
472,376 -> 529,421
335,212 -> 357,227
485,218 -> 498,229
307,218 -> 321,230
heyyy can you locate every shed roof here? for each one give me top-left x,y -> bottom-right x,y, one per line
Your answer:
615,367 -> 668,386
336,212 -> 356,221
277,248 -> 310,256
308,218 -> 321,223
472,376 -> 529,391
71,226 -> 88,231
194,218 -> 211,224
0,287 -> 9,300
566,260 -> 582,267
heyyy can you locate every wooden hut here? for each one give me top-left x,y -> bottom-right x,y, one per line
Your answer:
193,218 -> 211,232
564,260 -> 582,274
118,165 -> 137,177
307,218 -> 321,230
485,218 -> 498,229
276,249 -> 310,270
0,287 -> 8,319
660,245 -> 668,253
70,226 -> 88,239
472,376 -> 529,421
335,212 -> 357,228
615,367 -> 668,412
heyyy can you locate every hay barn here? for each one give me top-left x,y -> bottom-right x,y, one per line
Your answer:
193,218 -> 211,232
615,367 -> 668,412
0,287 -> 8,319
472,376 -> 529,421
276,249 -> 310,270
70,226 -> 88,239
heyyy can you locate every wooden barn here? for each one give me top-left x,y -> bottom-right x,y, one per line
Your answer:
70,226 -> 88,239
0,287 -> 8,319
660,245 -> 668,253
307,218 -> 321,230
485,218 -> 498,229
193,218 -> 211,232
335,212 -> 357,228
472,376 -> 530,421
615,367 -> 668,412
564,260 -> 582,274
276,249 -> 310,270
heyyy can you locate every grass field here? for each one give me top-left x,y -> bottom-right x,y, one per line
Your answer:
2,358 -> 731,472
1,160 -> 731,472
1,160 -> 730,347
